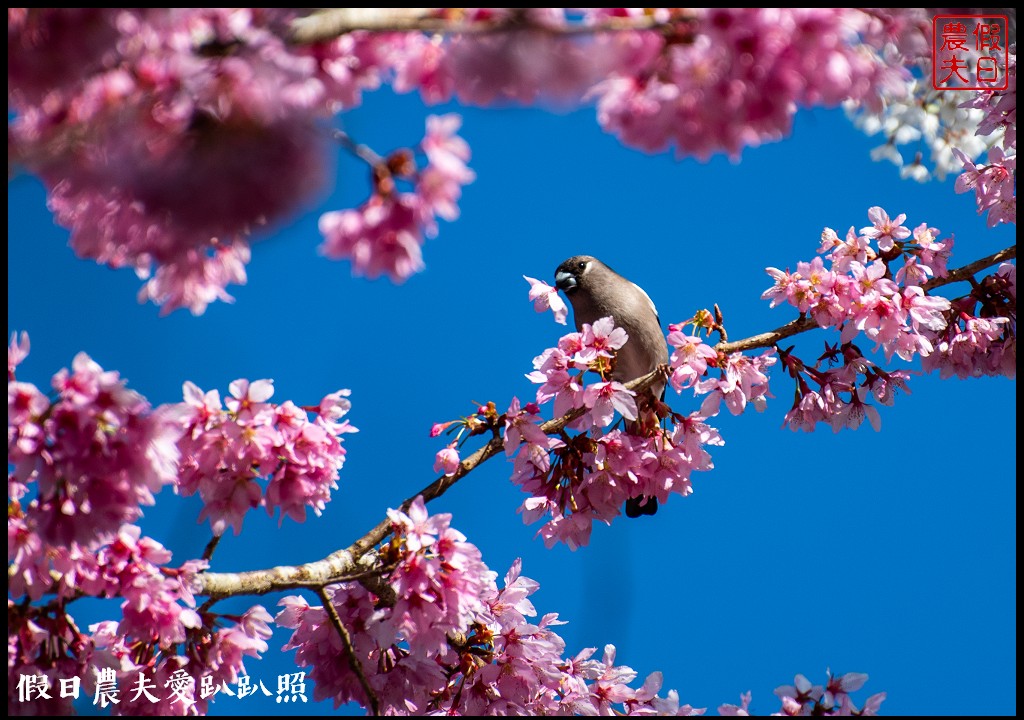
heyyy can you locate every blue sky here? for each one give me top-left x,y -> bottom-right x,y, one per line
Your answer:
8,85 -> 1017,715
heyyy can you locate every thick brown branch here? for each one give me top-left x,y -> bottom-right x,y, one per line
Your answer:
197,547 -> 379,599
291,8 -> 437,43
715,244 -> 1016,354
714,315 -> 819,354
289,8 -> 665,45
193,368 -> 663,599
921,245 -> 1016,292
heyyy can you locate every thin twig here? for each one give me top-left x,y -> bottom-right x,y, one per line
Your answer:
349,367 -> 663,557
332,130 -> 384,167
197,598 -> 219,615
316,586 -> 379,716
201,535 -> 221,563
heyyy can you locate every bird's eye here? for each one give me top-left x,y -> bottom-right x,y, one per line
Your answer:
577,261 -> 587,271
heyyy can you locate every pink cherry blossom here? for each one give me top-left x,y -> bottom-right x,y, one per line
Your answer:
898,285 -> 951,333
580,381 -> 637,429
766,670 -> 885,716
319,194 -> 427,283
696,350 -> 776,417
417,113 -> 476,227
763,214 -> 975,373
504,396 -> 549,455
319,114 -> 473,283
580,316 -> 630,360
526,343 -> 587,417
318,389 -> 354,429
827,386 -> 882,432
433,442 -> 461,476
512,320 -> 726,546
859,206 -> 911,251
6,510 -> 246,715
762,267 -> 800,309
8,331 -> 30,379
923,313 -> 1014,379
820,226 -> 872,272
952,51 -> 1016,227
524,275 -> 569,325
719,691 -> 753,716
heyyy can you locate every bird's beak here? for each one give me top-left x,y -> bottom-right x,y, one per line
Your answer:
554,271 -> 577,292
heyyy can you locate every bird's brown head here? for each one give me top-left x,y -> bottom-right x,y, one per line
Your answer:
554,255 -> 601,295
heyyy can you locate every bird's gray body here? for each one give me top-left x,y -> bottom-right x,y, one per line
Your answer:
554,255 -> 667,517
554,255 -> 668,399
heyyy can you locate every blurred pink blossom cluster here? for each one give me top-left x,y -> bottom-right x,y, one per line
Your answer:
172,379 -> 357,536
763,207 -> 1015,430
590,8 -> 909,159
8,9 -> 363,314
319,114 -> 475,282
393,8 -> 912,159
390,8 -> 623,105
720,671 -> 885,716
953,50 -> 1016,227
9,8 -> 942,314
7,334 -> 272,715
278,497 -> 700,714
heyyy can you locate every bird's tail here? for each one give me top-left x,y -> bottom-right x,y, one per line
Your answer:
625,496 -> 658,517
622,384 -> 667,519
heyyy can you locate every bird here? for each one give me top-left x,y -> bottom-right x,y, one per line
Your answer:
554,255 -> 668,517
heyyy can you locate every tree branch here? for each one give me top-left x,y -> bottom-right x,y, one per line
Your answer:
289,8 -> 666,45
193,368 -> 663,599
921,245 -> 1016,292
198,547 -> 380,599
291,8 -> 437,44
